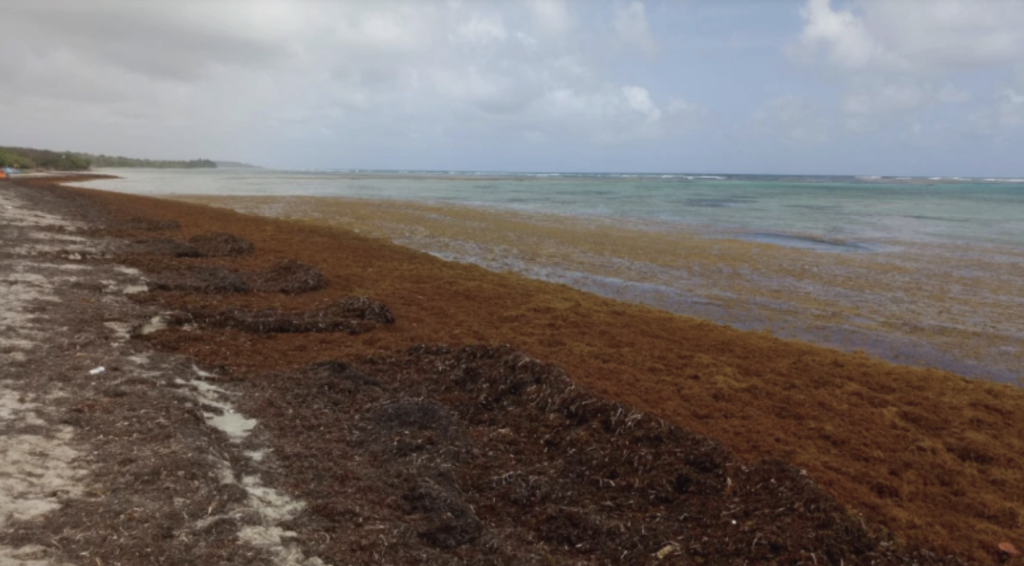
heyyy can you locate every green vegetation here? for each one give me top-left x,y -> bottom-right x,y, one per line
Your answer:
0,148 -> 35,169
214,160 -> 261,169
84,154 -> 217,169
0,146 -> 217,171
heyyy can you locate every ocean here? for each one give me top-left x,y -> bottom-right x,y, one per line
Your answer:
76,168 -> 1024,248
72,168 -> 1024,382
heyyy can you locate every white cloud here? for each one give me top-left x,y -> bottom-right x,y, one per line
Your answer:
529,85 -> 669,141
795,0 -> 1024,74
622,86 -> 662,122
793,0 -> 1024,135
796,0 -> 890,70
453,12 -> 508,45
527,0 -> 573,35
615,2 -> 657,54
539,87 -> 656,122
0,0 -> 690,163
861,0 -> 1024,71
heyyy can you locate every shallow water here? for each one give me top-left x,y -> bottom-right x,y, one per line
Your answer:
75,168 -> 1024,248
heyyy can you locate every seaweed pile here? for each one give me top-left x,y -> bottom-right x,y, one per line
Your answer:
236,345 -> 962,565
37,178 -> 1024,563
169,296 -> 394,334
187,231 -> 255,257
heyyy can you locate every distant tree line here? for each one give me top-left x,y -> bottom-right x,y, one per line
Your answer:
84,154 -> 217,169
0,146 -> 217,171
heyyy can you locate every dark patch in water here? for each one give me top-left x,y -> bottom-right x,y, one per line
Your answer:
685,198 -> 752,208
738,233 -> 876,253
902,214 -> 969,223
787,204 -> 841,211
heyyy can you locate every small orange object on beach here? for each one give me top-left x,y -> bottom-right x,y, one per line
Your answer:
999,541 -> 1021,557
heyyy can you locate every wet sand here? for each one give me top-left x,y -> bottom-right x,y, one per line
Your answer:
178,194 -> 1024,383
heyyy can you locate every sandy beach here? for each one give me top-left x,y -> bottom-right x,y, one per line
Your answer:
3,176 -> 1024,564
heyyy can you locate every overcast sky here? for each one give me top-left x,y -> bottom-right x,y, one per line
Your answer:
1,0 -> 1023,176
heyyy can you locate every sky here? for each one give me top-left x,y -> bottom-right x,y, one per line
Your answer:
1,0 -> 1023,176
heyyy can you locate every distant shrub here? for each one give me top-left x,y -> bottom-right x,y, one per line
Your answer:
0,149 -> 35,169
0,145 -> 218,170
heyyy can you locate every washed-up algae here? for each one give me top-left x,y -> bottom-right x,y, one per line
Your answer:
145,259 -> 328,295
234,345 -> 960,564
34,177 -> 1024,564
167,296 -> 394,334
187,231 -> 255,257
189,194 -> 1024,382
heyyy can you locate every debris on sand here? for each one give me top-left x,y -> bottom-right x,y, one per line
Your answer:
249,259 -> 328,295
187,232 -> 255,258
174,296 -> 394,334
241,345 -> 963,565
123,215 -> 181,232
132,233 -> 255,260
132,238 -> 202,258
150,266 -> 250,294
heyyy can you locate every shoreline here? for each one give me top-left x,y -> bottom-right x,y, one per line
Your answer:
65,179 -> 1024,562
175,193 -> 1024,384
5,175 -> 1024,563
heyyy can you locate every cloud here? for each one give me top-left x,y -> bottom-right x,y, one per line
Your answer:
622,86 -> 662,121
0,0 -> 693,165
2,2 -> 290,82
535,85 -> 664,132
860,0 -> 1024,71
791,0 -> 1024,136
615,2 -> 657,54
795,0 -> 889,70
971,88 -> 1024,132
452,12 -> 509,45
795,0 -> 1024,74
527,0 -> 573,35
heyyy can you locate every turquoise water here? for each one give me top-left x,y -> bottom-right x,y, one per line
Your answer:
77,168 -> 1024,250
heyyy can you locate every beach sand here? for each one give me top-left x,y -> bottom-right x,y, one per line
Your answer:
7,177 -> 1024,563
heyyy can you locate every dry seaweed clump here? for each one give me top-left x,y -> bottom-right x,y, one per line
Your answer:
175,296 -> 394,334
131,238 -> 202,258
187,232 -> 255,257
241,345 -> 962,565
150,266 -> 250,294
123,215 -> 181,231
132,233 -> 254,259
250,259 -> 328,294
